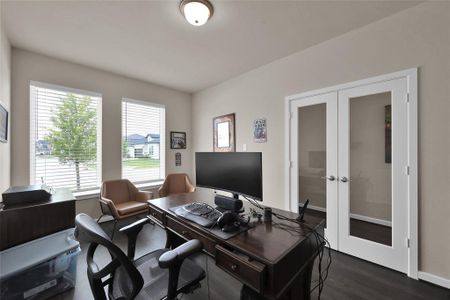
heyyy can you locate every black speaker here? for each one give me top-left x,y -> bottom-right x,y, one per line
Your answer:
214,194 -> 243,212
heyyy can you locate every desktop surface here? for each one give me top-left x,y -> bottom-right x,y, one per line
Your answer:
149,190 -> 324,263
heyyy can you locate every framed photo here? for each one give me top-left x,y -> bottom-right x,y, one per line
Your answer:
170,131 -> 186,149
213,113 -> 235,152
253,118 -> 267,143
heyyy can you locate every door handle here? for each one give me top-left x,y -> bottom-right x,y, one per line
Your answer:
340,176 -> 351,183
321,175 -> 336,181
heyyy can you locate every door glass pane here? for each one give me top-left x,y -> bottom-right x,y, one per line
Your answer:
349,92 -> 392,246
298,104 -> 327,225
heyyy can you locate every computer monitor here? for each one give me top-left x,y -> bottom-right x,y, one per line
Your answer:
195,152 -> 263,201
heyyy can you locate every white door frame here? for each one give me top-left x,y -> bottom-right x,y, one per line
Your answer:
284,68 -> 418,278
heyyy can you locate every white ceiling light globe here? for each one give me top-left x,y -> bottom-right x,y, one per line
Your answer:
181,0 -> 213,26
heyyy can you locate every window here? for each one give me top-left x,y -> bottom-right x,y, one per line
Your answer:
122,99 -> 165,183
30,82 -> 102,192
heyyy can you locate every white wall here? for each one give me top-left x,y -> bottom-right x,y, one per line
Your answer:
10,49 -> 193,211
0,7 -> 11,194
192,2 -> 450,280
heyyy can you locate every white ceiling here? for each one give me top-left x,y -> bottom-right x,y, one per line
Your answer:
2,1 -> 421,93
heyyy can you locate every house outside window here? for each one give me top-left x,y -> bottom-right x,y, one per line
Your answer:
30,81 -> 102,192
122,98 -> 165,183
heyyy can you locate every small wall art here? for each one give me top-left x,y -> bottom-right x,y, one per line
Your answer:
175,152 -> 181,166
253,118 -> 267,143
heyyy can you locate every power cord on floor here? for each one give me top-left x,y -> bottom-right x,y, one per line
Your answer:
243,196 -> 332,300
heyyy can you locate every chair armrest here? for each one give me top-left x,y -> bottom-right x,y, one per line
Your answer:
158,239 -> 203,269
99,198 -> 120,219
135,191 -> 153,202
185,177 -> 196,193
119,218 -> 151,259
159,239 -> 203,300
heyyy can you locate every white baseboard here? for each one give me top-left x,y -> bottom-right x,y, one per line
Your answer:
307,204 -> 326,212
350,213 -> 391,227
306,205 -> 392,227
418,271 -> 450,289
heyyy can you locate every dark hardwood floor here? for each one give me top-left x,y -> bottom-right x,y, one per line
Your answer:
311,250 -> 449,300
350,219 -> 392,246
306,209 -> 392,246
52,217 -> 449,300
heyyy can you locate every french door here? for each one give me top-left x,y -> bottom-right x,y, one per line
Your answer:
287,70 -> 416,275
289,92 -> 338,249
337,78 -> 408,273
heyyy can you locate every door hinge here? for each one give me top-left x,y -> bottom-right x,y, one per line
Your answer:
289,161 -> 293,168
406,238 -> 410,248
406,166 -> 410,175
405,93 -> 410,103
289,111 -> 293,119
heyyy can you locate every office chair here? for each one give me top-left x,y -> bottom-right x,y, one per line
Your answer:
158,173 -> 195,197
74,213 -> 205,300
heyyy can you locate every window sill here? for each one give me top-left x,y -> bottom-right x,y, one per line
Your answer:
74,181 -> 164,201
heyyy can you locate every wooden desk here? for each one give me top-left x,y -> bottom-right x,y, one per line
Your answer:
0,189 -> 75,251
148,190 -> 324,300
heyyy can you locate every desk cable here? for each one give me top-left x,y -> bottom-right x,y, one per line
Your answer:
243,196 -> 332,300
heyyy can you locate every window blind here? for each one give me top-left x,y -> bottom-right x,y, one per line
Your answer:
30,82 -> 102,192
122,99 -> 165,183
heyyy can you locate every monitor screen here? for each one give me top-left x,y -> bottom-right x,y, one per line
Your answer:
195,152 -> 263,201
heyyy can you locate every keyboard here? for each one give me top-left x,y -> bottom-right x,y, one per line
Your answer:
172,202 -> 222,227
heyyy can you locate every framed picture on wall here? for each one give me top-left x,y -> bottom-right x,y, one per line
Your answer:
213,113 -> 235,152
253,118 -> 267,143
170,131 -> 186,149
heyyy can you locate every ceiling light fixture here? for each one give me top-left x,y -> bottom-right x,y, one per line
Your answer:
180,0 -> 214,26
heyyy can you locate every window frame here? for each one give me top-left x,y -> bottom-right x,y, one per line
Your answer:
29,80 -> 102,192
121,97 -> 166,184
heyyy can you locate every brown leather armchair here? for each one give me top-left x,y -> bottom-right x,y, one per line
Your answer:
98,179 -> 153,239
159,173 -> 195,197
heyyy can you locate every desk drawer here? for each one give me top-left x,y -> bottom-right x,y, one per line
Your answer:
166,216 -> 216,256
149,206 -> 164,225
215,245 -> 266,293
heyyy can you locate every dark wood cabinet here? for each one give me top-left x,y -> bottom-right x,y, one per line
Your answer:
0,189 -> 75,251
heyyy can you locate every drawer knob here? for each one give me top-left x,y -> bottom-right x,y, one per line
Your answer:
231,264 -> 238,271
